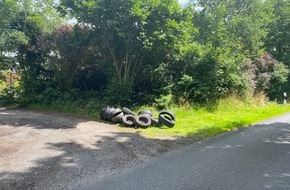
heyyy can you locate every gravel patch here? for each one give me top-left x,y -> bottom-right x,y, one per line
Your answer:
0,108 -> 191,190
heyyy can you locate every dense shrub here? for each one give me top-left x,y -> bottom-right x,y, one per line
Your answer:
104,79 -> 132,106
0,84 -> 21,104
243,53 -> 289,100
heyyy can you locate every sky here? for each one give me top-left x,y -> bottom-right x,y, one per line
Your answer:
179,0 -> 190,6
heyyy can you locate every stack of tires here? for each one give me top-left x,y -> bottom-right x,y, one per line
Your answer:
100,107 -> 176,128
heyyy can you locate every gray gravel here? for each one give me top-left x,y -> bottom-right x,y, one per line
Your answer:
0,107 -> 189,190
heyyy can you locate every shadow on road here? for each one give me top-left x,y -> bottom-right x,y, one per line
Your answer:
194,122 -> 290,190
0,108 -> 84,129
1,107 -> 290,190
0,132 -> 190,190
0,108 -> 191,190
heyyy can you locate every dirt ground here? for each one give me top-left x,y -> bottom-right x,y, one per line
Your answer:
0,107 -> 191,190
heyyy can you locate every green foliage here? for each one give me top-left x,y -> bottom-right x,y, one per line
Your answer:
265,0 -> 290,67
60,0 -> 188,88
243,53 -> 288,98
49,24 -> 103,91
27,99 -> 101,120
105,79 -> 132,106
264,0 -> 290,101
154,93 -> 174,109
272,63 -> 289,84
193,0 -> 272,58
0,0 -> 63,97
0,82 -> 22,104
1,0 -> 290,109
186,0 -> 275,102
173,74 -> 195,104
268,63 -> 289,102
35,87 -> 74,105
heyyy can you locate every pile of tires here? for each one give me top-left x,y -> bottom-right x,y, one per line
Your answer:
100,107 -> 176,128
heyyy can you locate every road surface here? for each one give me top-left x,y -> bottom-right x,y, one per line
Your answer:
82,113 -> 290,190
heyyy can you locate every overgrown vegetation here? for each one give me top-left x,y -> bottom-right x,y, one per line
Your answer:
20,95 -> 290,139
1,0 -> 290,137
122,96 -> 290,138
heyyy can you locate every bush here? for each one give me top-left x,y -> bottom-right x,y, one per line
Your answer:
243,53 -> 289,101
154,93 -> 174,109
104,79 -> 132,106
0,82 -> 22,104
268,62 -> 289,102
34,87 -> 74,105
173,74 -> 195,105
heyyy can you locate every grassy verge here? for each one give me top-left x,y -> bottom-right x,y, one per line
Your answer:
24,100 -> 101,120
19,97 -> 290,139
121,98 -> 290,138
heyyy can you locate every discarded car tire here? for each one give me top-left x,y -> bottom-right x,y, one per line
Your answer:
137,110 -> 153,117
109,108 -> 122,119
150,117 -> 161,127
111,112 -> 124,123
105,109 -> 115,120
158,114 -> 175,127
134,114 -> 152,128
100,108 -> 106,120
101,107 -> 176,128
122,107 -> 135,116
159,110 -> 176,121
122,115 -> 136,127
104,107 -> 115,120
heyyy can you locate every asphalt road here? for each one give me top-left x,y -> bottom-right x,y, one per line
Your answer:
82,113 -> 290,190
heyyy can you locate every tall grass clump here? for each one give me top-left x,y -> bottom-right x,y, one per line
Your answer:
125,95 -> 290,138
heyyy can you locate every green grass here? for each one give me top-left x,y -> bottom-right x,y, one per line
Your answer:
121,97 -> 290,138
25,100 -> 101,120
20,96 -> 290,140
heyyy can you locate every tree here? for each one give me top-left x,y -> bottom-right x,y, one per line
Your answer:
193,0 -> 272,58
264,0 -> 290,100
1,0 -> 63,95
48,24 -> 105,91
187,0 -> 274,101
60,0 -> 193,104
265,0 -> 290,66
0,0 -> 20,70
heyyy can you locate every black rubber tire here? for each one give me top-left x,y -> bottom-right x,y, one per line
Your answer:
122,115 -> 136,127
159,110 -> 176,121
111,112 -> 124,123
122,107 -> 135,116
100,108 -> 106,120
134,114 -> 152,128
150,117 -> 161,127
104,107 -> 114,120
108,108 -> 122,121
138,110 -> 153,117
158,114 -> 175,127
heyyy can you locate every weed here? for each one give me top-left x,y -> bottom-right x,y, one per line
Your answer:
23,96 -> 290,139
122,97 -> 290,138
